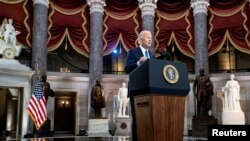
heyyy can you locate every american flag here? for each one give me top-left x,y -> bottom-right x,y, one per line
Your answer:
28,79 -> 47,129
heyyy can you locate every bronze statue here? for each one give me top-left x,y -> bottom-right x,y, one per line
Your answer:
193,69 -> 214,116
41,74 -> 55,103
91,79 -> 105,118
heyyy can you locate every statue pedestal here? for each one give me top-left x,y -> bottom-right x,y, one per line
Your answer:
0,59 -> 30,71
222,111 -> 245,125
192,116 -> 217,137
88,118 -> 110,137
114,117 -> 131,136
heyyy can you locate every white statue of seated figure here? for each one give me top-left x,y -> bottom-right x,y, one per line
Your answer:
0,18 -> 20,46
221,74 -> 242,112
117,82 -> 129,117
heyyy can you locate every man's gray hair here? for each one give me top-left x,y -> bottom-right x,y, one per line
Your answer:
138,30 -> 151,45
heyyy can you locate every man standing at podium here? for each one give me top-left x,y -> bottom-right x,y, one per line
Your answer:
125,30 -> 155,141
125,30 -> 155,73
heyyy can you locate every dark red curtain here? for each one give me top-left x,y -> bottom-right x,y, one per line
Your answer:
0,0 -> 32,47
156,0 -> 194,58
103,0 -> 140,55
208,0 -> 250,55
48,0 -> 89,56
1,0 -> 250,58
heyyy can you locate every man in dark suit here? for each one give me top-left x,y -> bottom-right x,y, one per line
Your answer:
125,30 -> 155,73
124,30 -> 155,141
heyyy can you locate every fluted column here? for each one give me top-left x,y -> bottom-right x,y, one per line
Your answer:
87,0 -> 106,116
191,0 -> 210,76
138,0 -> 157,52
31,0 -> 49,76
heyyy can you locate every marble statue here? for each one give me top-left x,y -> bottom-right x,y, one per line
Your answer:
1,19 -> 20,46
222,74 -> 242,111
0,18 -> 22,59
117,82 -> 129,117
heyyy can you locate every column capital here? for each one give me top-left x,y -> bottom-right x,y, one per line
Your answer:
33,0 -> 49,8
138,0 -> 158,17
87,0 -> 106,14
191,0 -> 210,15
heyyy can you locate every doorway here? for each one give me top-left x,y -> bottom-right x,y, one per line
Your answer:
0,87 -> 23,139
54,91 -> 76,135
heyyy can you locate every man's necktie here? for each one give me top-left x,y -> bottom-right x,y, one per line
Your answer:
145,50 -> 150,59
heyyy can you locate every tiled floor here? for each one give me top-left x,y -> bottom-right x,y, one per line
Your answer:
1,135 -> 208,141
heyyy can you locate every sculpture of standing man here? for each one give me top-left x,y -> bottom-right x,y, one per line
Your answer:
91,79 -> 105,118
117,82 -> 129,117
193,69 -> 214,116
41,74 -> 55,103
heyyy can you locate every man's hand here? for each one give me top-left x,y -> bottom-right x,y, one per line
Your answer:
139,56 -> 147,64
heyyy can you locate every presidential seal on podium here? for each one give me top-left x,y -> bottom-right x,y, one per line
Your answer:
163,64 -> 179,84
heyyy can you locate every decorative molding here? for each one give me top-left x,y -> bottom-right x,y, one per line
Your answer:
190,0 -> 210,15
33,0 -> 49,8
138,0 -> 158,17
87,0 -> 106,14
0,59 -> 32,71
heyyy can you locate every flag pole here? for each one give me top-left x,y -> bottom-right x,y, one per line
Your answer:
35,63 -> 41,80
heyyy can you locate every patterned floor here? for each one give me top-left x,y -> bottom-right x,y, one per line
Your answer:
1,135 -> 208,141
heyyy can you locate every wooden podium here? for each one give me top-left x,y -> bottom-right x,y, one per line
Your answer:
129,59 -> 190,141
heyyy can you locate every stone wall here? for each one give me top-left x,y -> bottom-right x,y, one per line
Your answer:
1,67 -> 249,137
46,72 -> 250,136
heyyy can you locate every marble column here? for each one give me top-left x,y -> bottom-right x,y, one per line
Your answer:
29,0 -> 49,135
87,0 -> 106,116
87,0 -> 105,86
31,0 -> 49,75
191,0 -> 210,76
138,0 -> 157,52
